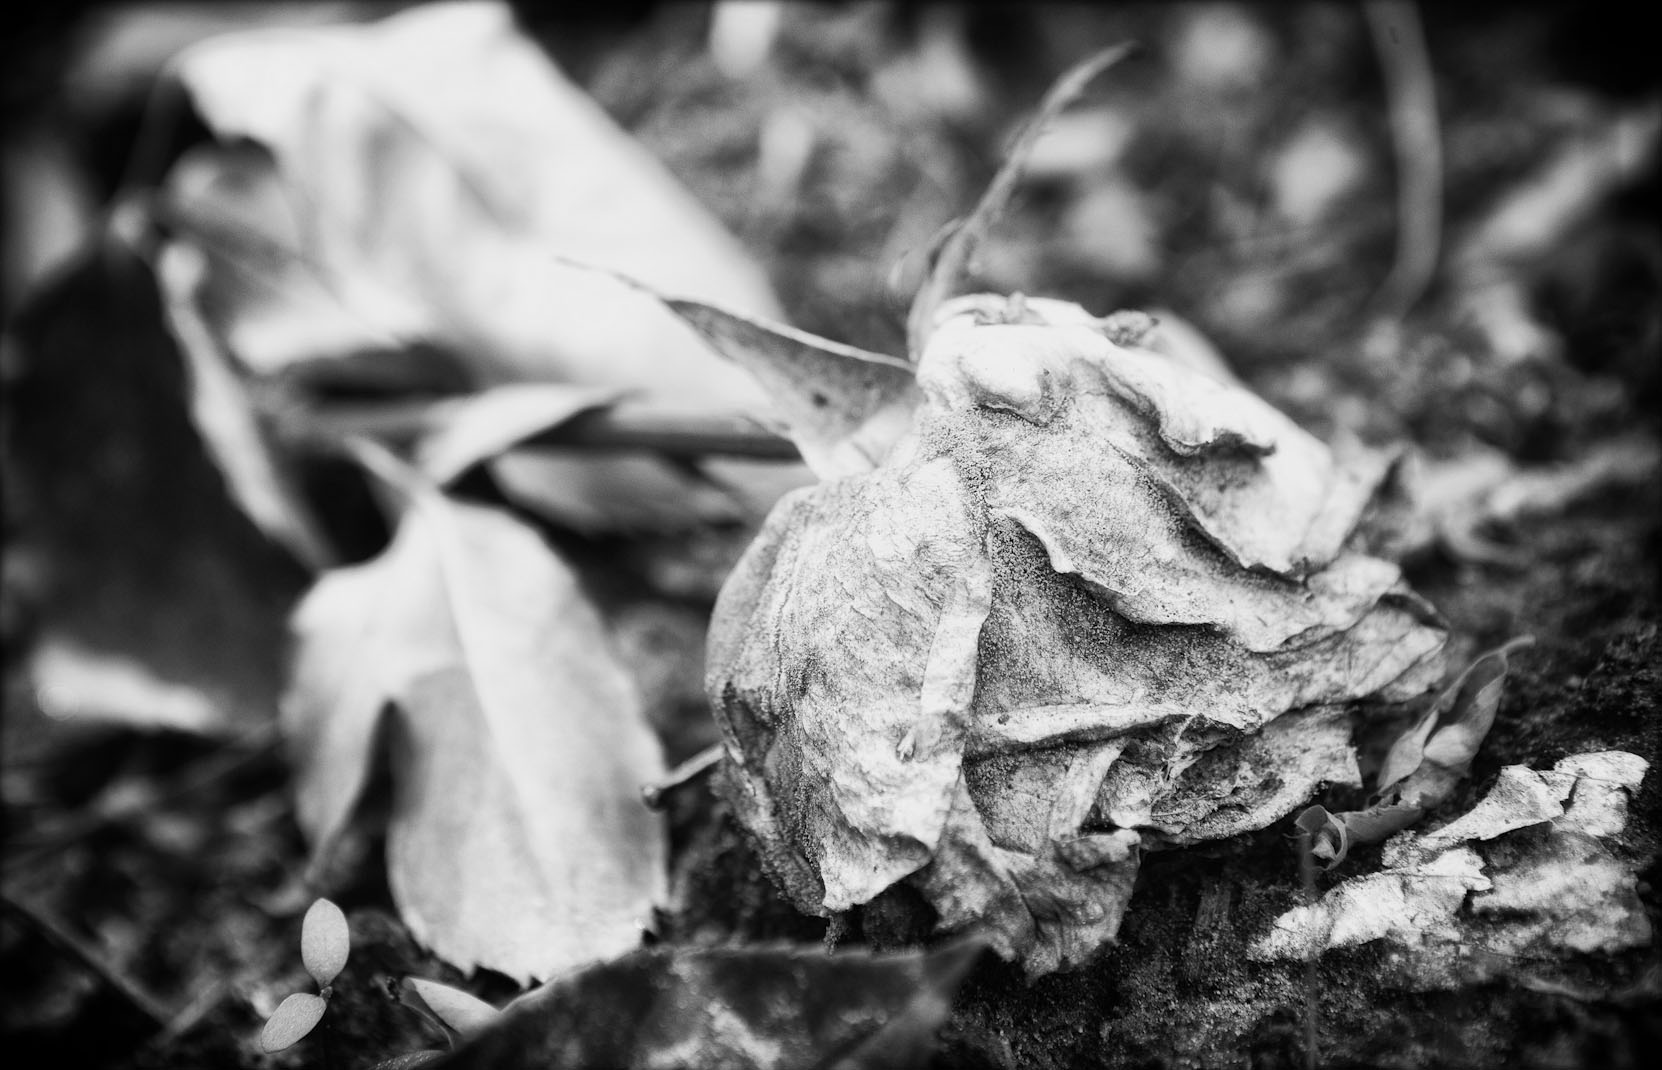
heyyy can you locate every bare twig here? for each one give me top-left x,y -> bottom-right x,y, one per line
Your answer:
642,745 -> 725,810
285,399 -> 803,462
1364,1 -> 1442,320
905,43 -> 1138,359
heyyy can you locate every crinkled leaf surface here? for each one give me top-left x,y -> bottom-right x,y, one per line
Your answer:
1255,751 -> 1651,989
708,296 -> 1447,974
283,480 -> 665,981
435,939 -> 984,1070
1303,637 -> 1531,867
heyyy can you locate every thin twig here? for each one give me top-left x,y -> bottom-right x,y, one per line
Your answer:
286,400 -> 803,462
1364,1 -> 1442,320
1296,823 -> 1321,1070
0,889 -> 175,1028
642,744 -> 725,810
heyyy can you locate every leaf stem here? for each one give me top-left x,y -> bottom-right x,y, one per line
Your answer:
642,745 -> 725,810
287,401 -> 803,462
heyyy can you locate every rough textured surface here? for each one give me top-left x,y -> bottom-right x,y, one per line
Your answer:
709,297 -> 1448,973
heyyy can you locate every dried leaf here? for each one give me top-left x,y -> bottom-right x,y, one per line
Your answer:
261,992 -> 327,1053
1302,637 -> 1532,867
159,1 -> 780,402
436,938 -> 984,1070
400,978 -> 501,1039
301,898 -> 350,987
283,467 -> 666,981
1255,752 -> 1652,987
664,299 -> 919,478
709,296 -> 1446,973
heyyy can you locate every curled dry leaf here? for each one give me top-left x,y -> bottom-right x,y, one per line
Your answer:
300,897 -> 350,988
283,460 -> 665,982
1256,751 -> 1651,989
435,938 -> 984,1070
261,991 -> 327,1053
1299,635 -> 1532,868
708,295 -> 1447,974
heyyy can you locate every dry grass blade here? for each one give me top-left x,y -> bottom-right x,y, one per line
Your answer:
904,42 -> 1137,358
1364,1 -> 1441,319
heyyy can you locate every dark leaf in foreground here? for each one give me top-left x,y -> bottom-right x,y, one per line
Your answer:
437,938 -> 985,1070
10,243 -> 309,733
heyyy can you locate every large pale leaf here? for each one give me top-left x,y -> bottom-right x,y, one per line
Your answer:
160,1 -> 780,404
436,939 -> 984,1070
283,475 -> 666,981
709,295 -> 1446,974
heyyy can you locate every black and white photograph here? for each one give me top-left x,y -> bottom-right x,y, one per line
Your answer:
2,3 -> 1658,1067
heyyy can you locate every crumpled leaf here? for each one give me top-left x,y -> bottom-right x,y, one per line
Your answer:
435,938 -> 984,1070
1301,636 -> 1532,867
1254,751 -> 1651,989
709,294 -> 1447,974
283,459 -> 666,981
